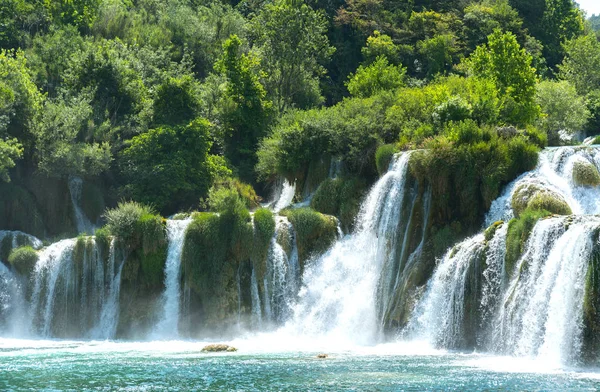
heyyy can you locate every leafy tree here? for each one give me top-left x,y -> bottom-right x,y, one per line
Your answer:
120,118 -> 223,213
0,50 -> 44,155
463,0 -> 524,50
467,30 -> 539,125
250,0 -> 335,112
0,0 -> 48,49
361,31 -> 400,64
346,56 -> 406,98
0,138 -> 23,182
215,35 -> 272,182
535,80 -> 590,144
152,74 -> 202,126
559,34 -> 600,95
536,0 -> 584,69
34,93 -> 112,177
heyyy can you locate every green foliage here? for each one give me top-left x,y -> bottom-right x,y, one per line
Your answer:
559,34 -> 600,95
8,245 -> 38,276
310,177 -> 367,232
505,208 -> 551,277
0,138 -> 23,182
362,31 -> 400,64
375,144 -> 397,176
206,178 -> 259,213
103,201 -> 159,244
467,30 -> 539,125
535,80 -> 590,145
249,0 -> 334,112
152,75 -> 202,126
282,207 -> 338,262
215,34 -> 273,182
120,119 -> 218,213
346,56 -> 406,98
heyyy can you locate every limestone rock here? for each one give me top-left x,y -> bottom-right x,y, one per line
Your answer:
201,344 -> 237,352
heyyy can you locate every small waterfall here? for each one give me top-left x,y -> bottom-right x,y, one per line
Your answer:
486,147 -> 600,225
250,268 -> 262,328
0,263 -> 27,335
272,180 -> 296,213
68,176 -> 96,234
408,234 -> 486,348
152,219 -> 192,339
28,237 -> 123,339
493,216 -> 599,365
283,153 -> 413,344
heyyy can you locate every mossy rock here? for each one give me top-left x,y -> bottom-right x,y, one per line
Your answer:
572,160 -> 600,187
8,246 -> 38,276
505,208 -> 551,277
511,183 -> 571,217
484,221 -> 504,242
310,177 -> 367,233
281,208 -> 338,264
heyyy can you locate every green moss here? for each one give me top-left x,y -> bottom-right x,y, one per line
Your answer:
8,246 -> 38,276
511,183 -> 571,217
484,221 -> 504,242
573,160 -> 600,187
375,144 -> 397,176
281,208 -> 338,263
310,177 -> 367,232
253,208 -> 276,259
505,208 -> 551,277
94,226 -> 111,249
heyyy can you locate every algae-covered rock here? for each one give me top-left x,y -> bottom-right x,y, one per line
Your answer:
484,221 -> 504,242
511,183 -> 571,217
572,159 -> 600,187
201,344 -> 237,352
8,246 -> 38,276
281,208 -> 338,264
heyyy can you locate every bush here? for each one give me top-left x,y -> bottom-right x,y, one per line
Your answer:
8,246 -> 38,276
205,178 -> 260,211
375,144 -> 398,176
310,177 -> 367,233
281,208 -> 338,263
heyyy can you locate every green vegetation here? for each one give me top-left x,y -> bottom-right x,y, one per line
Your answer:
375,144 -> 398,176
511,183 -> 572,217
281,208 -> 338,263
8,245 -> 38,276
310,177 -> 367,232
505,208 -> 552,276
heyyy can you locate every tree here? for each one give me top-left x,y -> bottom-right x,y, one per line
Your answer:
537,0 -> 584,69
559,34 -> 600,95
535,80 -> 590,144
216,34 -> 273,182
361,31 -> 400,64
120,118 -> 223,213
467,30 -> 539,125
346,56 -> 406,97
0,138 -> 23,182
250,0 -> 335,112
152,75 -> 202,126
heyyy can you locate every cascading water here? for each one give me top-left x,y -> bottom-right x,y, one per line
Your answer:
152,219 -> 192,339
0,231 -> 43,257
28,237 -> 124,339
407,146 -> 600,366
268,179 -> 296,213
68,176 -> 96,234
282,153 -> 414,345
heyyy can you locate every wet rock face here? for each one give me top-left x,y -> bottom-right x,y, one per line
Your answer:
201,344 -> 237,352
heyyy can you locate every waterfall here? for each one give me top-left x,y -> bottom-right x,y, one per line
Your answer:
272,180 -> 296,213
406,146 -> 600,366
0,263 -> 27,336
250,268 -> 262,328
493,216 -> 599,365
283,153 -> 413,344
68,176 -> 96,234
28,237 -> 123,339
152,219 -> 192,339
0,231 -> 43,256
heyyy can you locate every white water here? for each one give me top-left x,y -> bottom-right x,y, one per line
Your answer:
152,219 -> 192,339
268,179 -> 296,213
281,153 -> 413,345
487,147 -> 600,225
0,231 -> 43,256
68,176 -> 96,234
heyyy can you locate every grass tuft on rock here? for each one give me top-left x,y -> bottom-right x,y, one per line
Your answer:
8,246 -> 38,276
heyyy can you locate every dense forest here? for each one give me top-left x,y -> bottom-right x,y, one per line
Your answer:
0,0 -> 598,240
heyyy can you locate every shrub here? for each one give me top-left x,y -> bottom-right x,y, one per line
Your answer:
104,201 -> 158,244
8,246 -> 38,276
282,208 -> 338,263
375,144 -> 398,176
205,178 -> 260,211
310,177 -> 367,232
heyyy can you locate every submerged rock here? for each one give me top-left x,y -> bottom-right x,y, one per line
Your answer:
316,353 -> 328,359
201,344 -> 237,352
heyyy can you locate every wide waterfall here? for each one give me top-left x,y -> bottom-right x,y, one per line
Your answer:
408,146 -> 600,366
282,152 -> 414,345
153,219 -> 192,338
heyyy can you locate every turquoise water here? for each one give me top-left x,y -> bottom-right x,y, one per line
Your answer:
1,339 -> 600,391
